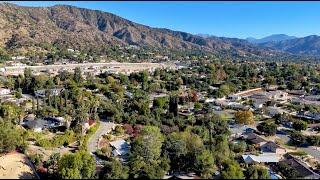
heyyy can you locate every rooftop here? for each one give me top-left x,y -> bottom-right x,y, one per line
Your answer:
242,153 -> 280,163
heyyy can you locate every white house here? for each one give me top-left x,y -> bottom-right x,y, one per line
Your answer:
242,153 -> 280,164
0,88 -> 11,95
109,139 -> 130,157
253,101 -> 264,109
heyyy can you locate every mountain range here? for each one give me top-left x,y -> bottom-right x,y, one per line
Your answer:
0,3 -> 319,59
246,34 -> 297,44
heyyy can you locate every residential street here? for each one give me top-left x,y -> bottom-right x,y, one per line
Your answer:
87,120 -> 115,165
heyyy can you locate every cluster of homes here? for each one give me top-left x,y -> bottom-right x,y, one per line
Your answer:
202,87 -> 320,121
0,61 -> 169,77
239,131 -> 320,179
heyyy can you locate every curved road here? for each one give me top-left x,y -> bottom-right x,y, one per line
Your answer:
87,120 -> 115,165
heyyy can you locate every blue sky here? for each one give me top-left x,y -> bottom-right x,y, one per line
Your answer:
9,1 -> 320,39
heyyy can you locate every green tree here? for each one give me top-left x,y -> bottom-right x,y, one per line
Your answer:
169,96 -> 179,117
245,165 -> 270,179
164,130 -> 204,173
129,126 -> 168,179
195,149 -> 216,178
101,158 -> 129,179
0,48 -> 10,62
0,120 -> 21,153
292,120 -> 308,131
221,159 -> 244,179
57,151 -> 96,179
73,67 -> 83,85
257,122 -> 277,136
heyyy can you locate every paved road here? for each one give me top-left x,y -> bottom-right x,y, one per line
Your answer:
87,120 -> 115,165
88,121 -> 115,154
300,146 -> 320,160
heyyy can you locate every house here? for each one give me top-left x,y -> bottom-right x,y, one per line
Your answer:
35,88 -> 64,98
228,95 -> 241,101
0,88 -> 11,95
304,95 -> 320,101
286,90 -> 306,96
23,119 -> 47,132
228,102 -> 247,110
261,141 -> 286,155
268,90 -> 288,101
205,98 -> 215,103
165,173 -> 200,179
266,106 -> 286,117
109,139 -> 130,157
245,132 -> 267,147
253,101 -> 264,109
230,125 -> 256,138
242,153 -> 280,164
280,155 -> 320,179
296,111 -> 320,121
23,116 -> 66,132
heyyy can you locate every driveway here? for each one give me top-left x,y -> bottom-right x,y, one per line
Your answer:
88,120 -> 115,154
300,146 -> 320,160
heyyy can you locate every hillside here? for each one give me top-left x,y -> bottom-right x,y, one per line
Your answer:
0,3 -> 284,59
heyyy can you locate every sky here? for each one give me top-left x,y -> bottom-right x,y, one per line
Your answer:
8,1 -> 320,39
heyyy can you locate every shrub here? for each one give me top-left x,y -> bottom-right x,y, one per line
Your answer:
257,122 -> 277,136
289,131 -> 306,146
29,153 -> 44,166
114,125 -> 124,136
292,120 -> 308,131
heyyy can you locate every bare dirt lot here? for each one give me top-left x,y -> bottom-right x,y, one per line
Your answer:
0,152 -> 36,179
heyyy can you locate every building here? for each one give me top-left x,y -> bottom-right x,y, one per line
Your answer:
261,141 -> 287,155
230,125 -> 256,139
253,101 -> 264,109
23,119 -> 48,132
242,153 -> 280,164
295,111 -> 320,121
245,132 -> 267,147
266,106 -> 286,117
109,139 -> 130,157
0,88 -> 11,95
35,88 -> 64,98
250,90 -> 288,102
23,116 -> 66,132
227,95 -> 241,101
279,155 -> 320,179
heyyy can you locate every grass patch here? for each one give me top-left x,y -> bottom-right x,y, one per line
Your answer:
35,130 -> 77,148
289,151 -> 308,156
79,121 -> 101,151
